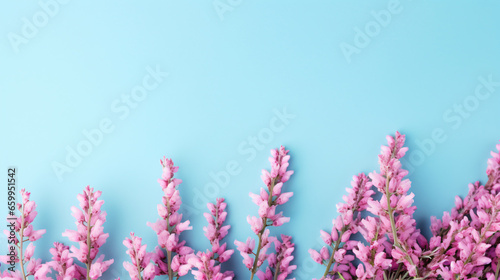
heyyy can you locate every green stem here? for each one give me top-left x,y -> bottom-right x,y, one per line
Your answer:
250,179 -> 276,280
167,250 -> 173,280
19,204 -> 27,280
86,206 -> 93,280
323,229 -> 345,278
135,249 -> 144,280
274,260 -> 281,280
166,213 -> 174,280
384,176 -> 419,278
458,209 -> 498,280
385,177 -> 399,248
250,226 -> 265,280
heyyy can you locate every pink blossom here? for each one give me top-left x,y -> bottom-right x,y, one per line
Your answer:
63,186 -> 113,279
311,173 -> 373,279
147,157 -> 194,279
46,242 -> 86,280
191,198 -> 234,280
122,232 -> 161,280
0,188 -> 48,279
363,132 -> 423,277
235,146 -> 295,279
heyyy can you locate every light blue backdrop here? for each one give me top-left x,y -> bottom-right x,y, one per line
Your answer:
1,1 -> 500,279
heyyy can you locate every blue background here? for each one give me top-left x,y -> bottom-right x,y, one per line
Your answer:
1,1 -> 500,279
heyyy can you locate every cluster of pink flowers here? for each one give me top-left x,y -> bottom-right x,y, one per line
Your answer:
45,242 -> 86,279
256,234 -> 296,280
5,137 -> 500,280
189,198 -> 234,280
308,132 -> 500,280
1,189 -> 46,279
309,173 -> 373,279
234,146 -> 296,280
122,232 -> 163,279
359,132 -> 425,278
62,186 -> 114,279
144,157 -> 194,279
1,186 -> 113,280
428,143 -> 500,279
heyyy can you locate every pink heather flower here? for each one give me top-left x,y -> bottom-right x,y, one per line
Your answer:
258,235 -> 296,280
191,198 -> 234,280
443,193 -> 500,279
0,189 -> 47,279
122,232 -> 161,280
45,242 -> 86,279
486,142 -> 500,192
361,132 -> 423,278
147,157 -> 194,279
310,173 -> 373,279
62,185 -> 113,279
235,146 -> 295,279
428,142 -> 500,279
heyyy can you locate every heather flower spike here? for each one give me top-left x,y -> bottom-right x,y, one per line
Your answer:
0,189 -> 48,279
189,198 -> 234,280
428,141 -> 500,279
62,186 -> 114,279
309,173 -> 373,279
147,157 -> 194,279
235,146 -> 295,280
122,232 -> 161,280
46,242 -> 87,279
362,131 -> 424,278
257,234 -> 296,280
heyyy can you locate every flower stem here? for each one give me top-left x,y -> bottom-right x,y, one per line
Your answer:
166,214 -> 174,280
385,177 -> 399,248
250,179 -> 276,280
323,228 -> 345,278
274,260 -> 281,280
384,176 -> 419,278
167,250 -> 173,280
19,204 -> 27,280
135,251 -> 144,280
459,209 -> 497,279
86,206 -> 93,280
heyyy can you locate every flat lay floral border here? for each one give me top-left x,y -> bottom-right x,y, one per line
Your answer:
2,132 -> 500,280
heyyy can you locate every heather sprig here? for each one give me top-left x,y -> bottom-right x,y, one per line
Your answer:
309,173 -> 373,280
147,157 -> 194,279
363,132 -> 425,278
46,242 -> 86,279
189,198 -> 234,280
122,232 -> 163,280
0,189 -> 48,279
256,234 -> 296,280
235,146 -> 294,280
62,186 -> 114,279
439,193 -> 500,279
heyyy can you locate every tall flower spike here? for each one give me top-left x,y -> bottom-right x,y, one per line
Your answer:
310,173 -> 373,280
147,157 -> 194,279
0,189 -> 47,279
190,198 -> 234,280
365,132 -> 423,278
235,146 -> 295,280
62,186 -> 114,280
123,232 -> 159,280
